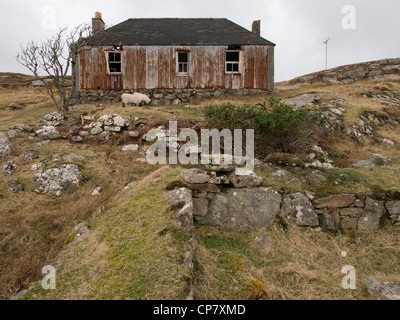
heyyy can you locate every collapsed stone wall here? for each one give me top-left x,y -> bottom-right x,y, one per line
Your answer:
70,88 -> 267,106
168,165 -> 400,233
291,57 -> 400,85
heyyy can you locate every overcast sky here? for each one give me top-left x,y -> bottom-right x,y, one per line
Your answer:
1,0 -> 399,82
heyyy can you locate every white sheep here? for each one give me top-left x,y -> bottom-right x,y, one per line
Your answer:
121,93 -> 151,107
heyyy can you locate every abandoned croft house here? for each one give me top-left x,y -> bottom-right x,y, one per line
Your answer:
73,13 -> 275,103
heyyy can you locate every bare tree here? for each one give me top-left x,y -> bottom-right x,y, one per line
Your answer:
17,25 -> 92,114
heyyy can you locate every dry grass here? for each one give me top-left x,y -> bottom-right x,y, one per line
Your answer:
194,223 -> 400,300
24,166 -> 193,300
0,132 -> 162,299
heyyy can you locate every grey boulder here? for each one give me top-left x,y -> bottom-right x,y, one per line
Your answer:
181,169 -> 216,184
358,198 -> 387,230
281,193 -> 319,227
229,169 -> 263,188
207,187 -> 282,231
167,188 -> 194,228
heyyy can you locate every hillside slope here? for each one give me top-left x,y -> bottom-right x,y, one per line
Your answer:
1,58 -> 400,300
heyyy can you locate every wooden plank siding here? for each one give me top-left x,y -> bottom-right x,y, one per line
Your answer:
78,45 -> 271,91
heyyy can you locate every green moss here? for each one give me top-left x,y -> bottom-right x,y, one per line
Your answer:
63,230 -> 78,246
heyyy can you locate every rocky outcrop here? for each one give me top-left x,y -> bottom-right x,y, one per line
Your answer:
34,164 -> 81,196
366,278 -> 400,300
285,93 -> 321,110
346,112 -> 398,145
290,58 -> 400,85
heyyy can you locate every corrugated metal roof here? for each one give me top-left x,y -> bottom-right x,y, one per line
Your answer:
88,18 -> 275,46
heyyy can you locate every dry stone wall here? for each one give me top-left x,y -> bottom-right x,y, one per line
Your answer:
70,88 -> 266,105
170,165 -> 400,232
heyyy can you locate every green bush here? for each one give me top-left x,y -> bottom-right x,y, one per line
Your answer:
203,97 -> 327,157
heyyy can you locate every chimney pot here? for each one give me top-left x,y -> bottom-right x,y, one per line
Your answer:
92,12 -> 105,34
252,20 -> 261,36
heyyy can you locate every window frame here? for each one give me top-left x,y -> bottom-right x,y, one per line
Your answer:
225,50 -> 242,75
107,51 -> 123,75
177,51 -> 190,76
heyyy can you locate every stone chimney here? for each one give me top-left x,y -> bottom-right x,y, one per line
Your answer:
92,12 -> 105,35
252,20 -> 261,36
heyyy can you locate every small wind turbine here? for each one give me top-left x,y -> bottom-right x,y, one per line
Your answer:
322,37 -> 332,70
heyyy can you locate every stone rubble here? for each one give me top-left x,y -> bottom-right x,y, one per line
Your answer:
41,112 -> 65,127
35,126 -> 60,140
2,160 -> 17,175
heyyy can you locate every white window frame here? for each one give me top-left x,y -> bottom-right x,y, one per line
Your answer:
177,51 -> 190,76
225,50 -> 242,74
106,51 -> 122,75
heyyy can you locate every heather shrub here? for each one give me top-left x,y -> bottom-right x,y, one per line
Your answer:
203,97 -> 327,157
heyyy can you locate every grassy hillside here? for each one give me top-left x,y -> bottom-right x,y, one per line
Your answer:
1,68 -> 399,300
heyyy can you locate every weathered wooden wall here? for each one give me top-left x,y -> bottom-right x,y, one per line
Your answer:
77,45 -> 272,91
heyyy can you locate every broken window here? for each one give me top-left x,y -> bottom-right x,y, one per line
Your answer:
108,52 -> 122,73
225,51 -> 240,74
177,52 -> 189,75
228,45 -> 242,50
